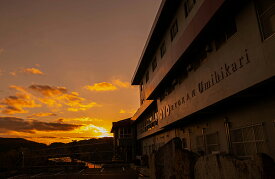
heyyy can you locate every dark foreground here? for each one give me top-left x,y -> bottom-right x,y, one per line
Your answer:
7,166 -> 138,179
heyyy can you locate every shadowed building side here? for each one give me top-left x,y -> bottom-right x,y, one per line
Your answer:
111,118 -> 135,163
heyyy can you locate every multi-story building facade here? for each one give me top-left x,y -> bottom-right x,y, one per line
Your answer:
111,118 -> 135,162
131,0 -> 275,159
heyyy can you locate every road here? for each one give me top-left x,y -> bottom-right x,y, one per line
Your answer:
8,166 -> 139,179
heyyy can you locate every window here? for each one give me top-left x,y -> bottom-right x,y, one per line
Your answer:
152,57 -> 157,72
145,71 -> 149,83
160,41 -> 166,58
140,82 -> 143,91
119,128 -> 132,138
170,20 -> 178,41
196,132 -> 220,154
255,0 -> 275,39
230,123 -> 266,159
214,15 -> 237,50
184,0 -> 196,17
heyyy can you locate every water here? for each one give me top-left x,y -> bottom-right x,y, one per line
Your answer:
48,157 -> 102,168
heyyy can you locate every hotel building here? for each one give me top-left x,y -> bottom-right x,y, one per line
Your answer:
131,0 -> 275,160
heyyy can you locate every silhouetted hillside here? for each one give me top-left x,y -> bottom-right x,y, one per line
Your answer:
0,138 -> 46,153
0,137 -> 114,175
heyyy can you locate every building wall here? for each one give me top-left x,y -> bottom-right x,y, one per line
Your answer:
134,0 -> 275,160
136,0 -> 275,139
140,93 -> 275,159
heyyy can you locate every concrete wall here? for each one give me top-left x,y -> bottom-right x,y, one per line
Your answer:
152,138 -> 198,179
148,138 -> 275,179
195,154 -> 275,179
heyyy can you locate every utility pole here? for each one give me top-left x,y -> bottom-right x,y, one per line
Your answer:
22,151 -> 24,168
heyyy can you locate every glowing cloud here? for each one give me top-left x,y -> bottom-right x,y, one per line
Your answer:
78,124 -> 111,137
59,117 -> 103,125
0,85 -> 41,114
112,79 -> 131,88
27,112 -> 57,118
23,68 -> 44,75
85,82 -> 117,91
29,84 -> 67,97
119,109 -> 136,114
29,85 -> 100,112
10,67 -> 44,76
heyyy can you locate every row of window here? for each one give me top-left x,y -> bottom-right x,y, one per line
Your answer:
139,18 -> 179,105
142,122 -> 267,159
140,18 -> 179,98
140,0 -> 274,105
139,0 -> 198,105
139,0 -> 198,104
159,13 -> 237,102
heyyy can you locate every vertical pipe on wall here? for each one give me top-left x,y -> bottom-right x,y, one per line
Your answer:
224,117 -> 232,154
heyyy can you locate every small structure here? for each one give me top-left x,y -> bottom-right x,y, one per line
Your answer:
111,118 -> 135,163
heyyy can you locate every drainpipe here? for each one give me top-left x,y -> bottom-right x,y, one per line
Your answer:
224,117 -> 232,154
202,128 -> 207,154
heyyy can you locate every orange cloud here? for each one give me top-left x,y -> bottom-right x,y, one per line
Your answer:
10,67 -> 44,76
27,112 -> 57,118
112,79 -> 131,88
85,80 -> 132,92
119,109 -> 136,114
0,86 -> 41,114
29,84 -> 67,97
84,82 -> 117,91
59,117 -> 103,125
0,84 -> 99,114
29,85 -> 100,112
23,68 -> 44,75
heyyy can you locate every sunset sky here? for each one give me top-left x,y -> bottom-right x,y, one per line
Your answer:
0,0 -> 161,144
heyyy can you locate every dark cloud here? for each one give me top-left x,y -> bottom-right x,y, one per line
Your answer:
0,117 -> 81,133
29,85 -> 67,97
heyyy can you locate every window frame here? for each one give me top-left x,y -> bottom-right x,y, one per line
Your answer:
160,41 -> 166,58
170,19 -> 178,41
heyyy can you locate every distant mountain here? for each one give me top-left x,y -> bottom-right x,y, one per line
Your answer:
0,138 -> 47,153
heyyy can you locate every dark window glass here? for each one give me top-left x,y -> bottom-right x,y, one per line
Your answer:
214,29 -> 226,50
160,41 -> 166,58
152,57 -> 157,71
225,16 -> 237,39
255,0 -> 275,39
170,20 -> 178,41
145,71 -> 149,83
214,15 -> 237,50
184,0 -> 196,17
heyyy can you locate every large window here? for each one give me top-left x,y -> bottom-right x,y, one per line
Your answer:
184,0 -> 196,17
230,123 -> 266,159
170,19 -> 178,41
119,128 -> 132,138
160,41 -> 166,58
196,132 -> 220,154
214,15 -> 237,50
152,57 -> 157,72
255,0 -> 275,39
